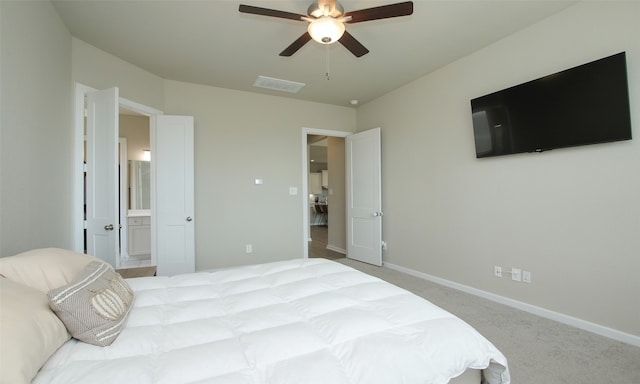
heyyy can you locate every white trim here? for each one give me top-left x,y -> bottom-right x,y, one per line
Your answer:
118,137 -> 128,267
384,262 -> 640,348
120,97 -> 163,117
301,128 -> 351,259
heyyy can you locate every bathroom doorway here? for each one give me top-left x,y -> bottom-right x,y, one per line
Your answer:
119,109 -> 152,268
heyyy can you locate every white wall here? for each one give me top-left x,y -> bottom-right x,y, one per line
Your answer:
163,80 -> 356,270
0,1 -> 73,256
72,38 -> 165,111
357,2 -> 640,338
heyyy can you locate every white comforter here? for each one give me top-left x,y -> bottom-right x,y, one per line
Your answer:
34,258 -> 510,384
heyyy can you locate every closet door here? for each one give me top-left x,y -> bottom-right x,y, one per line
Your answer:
152,115 -> 195,276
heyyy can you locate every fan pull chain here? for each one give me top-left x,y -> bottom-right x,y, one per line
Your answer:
325,45 -> 331,80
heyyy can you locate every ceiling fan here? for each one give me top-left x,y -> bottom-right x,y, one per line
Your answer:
238,0 -> 413,57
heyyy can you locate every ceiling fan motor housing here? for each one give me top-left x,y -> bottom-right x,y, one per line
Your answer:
307,2 -> 344,18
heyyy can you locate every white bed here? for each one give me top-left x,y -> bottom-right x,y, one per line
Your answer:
0,250 -> 509,384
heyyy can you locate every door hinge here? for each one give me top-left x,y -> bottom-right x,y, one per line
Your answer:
83,220 -> 88,229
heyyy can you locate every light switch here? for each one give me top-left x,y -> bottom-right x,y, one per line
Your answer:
289,187 -> 298,195
254,178 -> 263,185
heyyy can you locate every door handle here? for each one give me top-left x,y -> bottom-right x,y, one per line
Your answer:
104,224 -> 114,231
372,212 -> 383,217
186,216 -> 193,222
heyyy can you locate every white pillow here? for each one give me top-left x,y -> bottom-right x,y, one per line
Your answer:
0,248 -> 103,292
0,277 -> 70,384
47,261 -> 135,346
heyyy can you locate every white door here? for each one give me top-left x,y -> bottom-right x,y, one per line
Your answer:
152,115 -> 195,276
85,87 -> 119,267
346,128 -> 383,266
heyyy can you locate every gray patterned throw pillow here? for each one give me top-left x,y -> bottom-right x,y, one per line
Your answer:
47,261 -> 135,346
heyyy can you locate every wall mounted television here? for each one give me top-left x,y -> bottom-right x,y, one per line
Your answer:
470,52 -> 632,158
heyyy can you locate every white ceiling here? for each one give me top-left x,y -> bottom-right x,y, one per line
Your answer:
51,0 -> 576,107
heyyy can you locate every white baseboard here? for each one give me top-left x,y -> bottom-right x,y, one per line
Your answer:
326,245 -> 346,254
383,262 -> 640,348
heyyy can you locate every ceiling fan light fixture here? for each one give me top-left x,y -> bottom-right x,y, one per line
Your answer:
307,16 -> 345,44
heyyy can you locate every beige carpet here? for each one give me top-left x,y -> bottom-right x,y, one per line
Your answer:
336,257 -> 640,384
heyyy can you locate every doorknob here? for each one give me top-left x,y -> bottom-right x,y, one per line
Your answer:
372,212 -> 384,217
186,216 -> 193,222
104,224 -> 114,231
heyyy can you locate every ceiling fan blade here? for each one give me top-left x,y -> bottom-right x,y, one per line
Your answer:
339,31 -> 369,57
345,1 -> 413,24
280,33 -> 312,57
238,4 -> 305,21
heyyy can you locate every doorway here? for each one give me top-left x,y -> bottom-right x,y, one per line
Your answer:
302,127 -> 384,266
302,128 -> 350,260
118,110 -> 151,268
308,136 -> 341,260
73,83 -> 163,268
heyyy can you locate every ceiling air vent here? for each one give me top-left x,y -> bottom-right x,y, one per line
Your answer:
253,76 -> 305,93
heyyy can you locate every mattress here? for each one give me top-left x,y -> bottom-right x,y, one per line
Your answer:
34,258 -> 510,383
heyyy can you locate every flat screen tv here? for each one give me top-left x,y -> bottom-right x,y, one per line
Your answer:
470,52 -> 632,158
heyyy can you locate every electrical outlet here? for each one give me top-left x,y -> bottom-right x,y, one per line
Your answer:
511,268 -> 522,282
494,266 -> 502,277
523,270 -> 531,283
245,244 -> 253,253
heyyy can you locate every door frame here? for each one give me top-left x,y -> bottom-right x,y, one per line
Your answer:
118,137 -> 129,262
73,83 -> 163,255
301,127 -> 352,259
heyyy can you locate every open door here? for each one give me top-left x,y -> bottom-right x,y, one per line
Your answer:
346,128 -> 383,266
85,87 -> 119,267
152,115 -> 195,276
